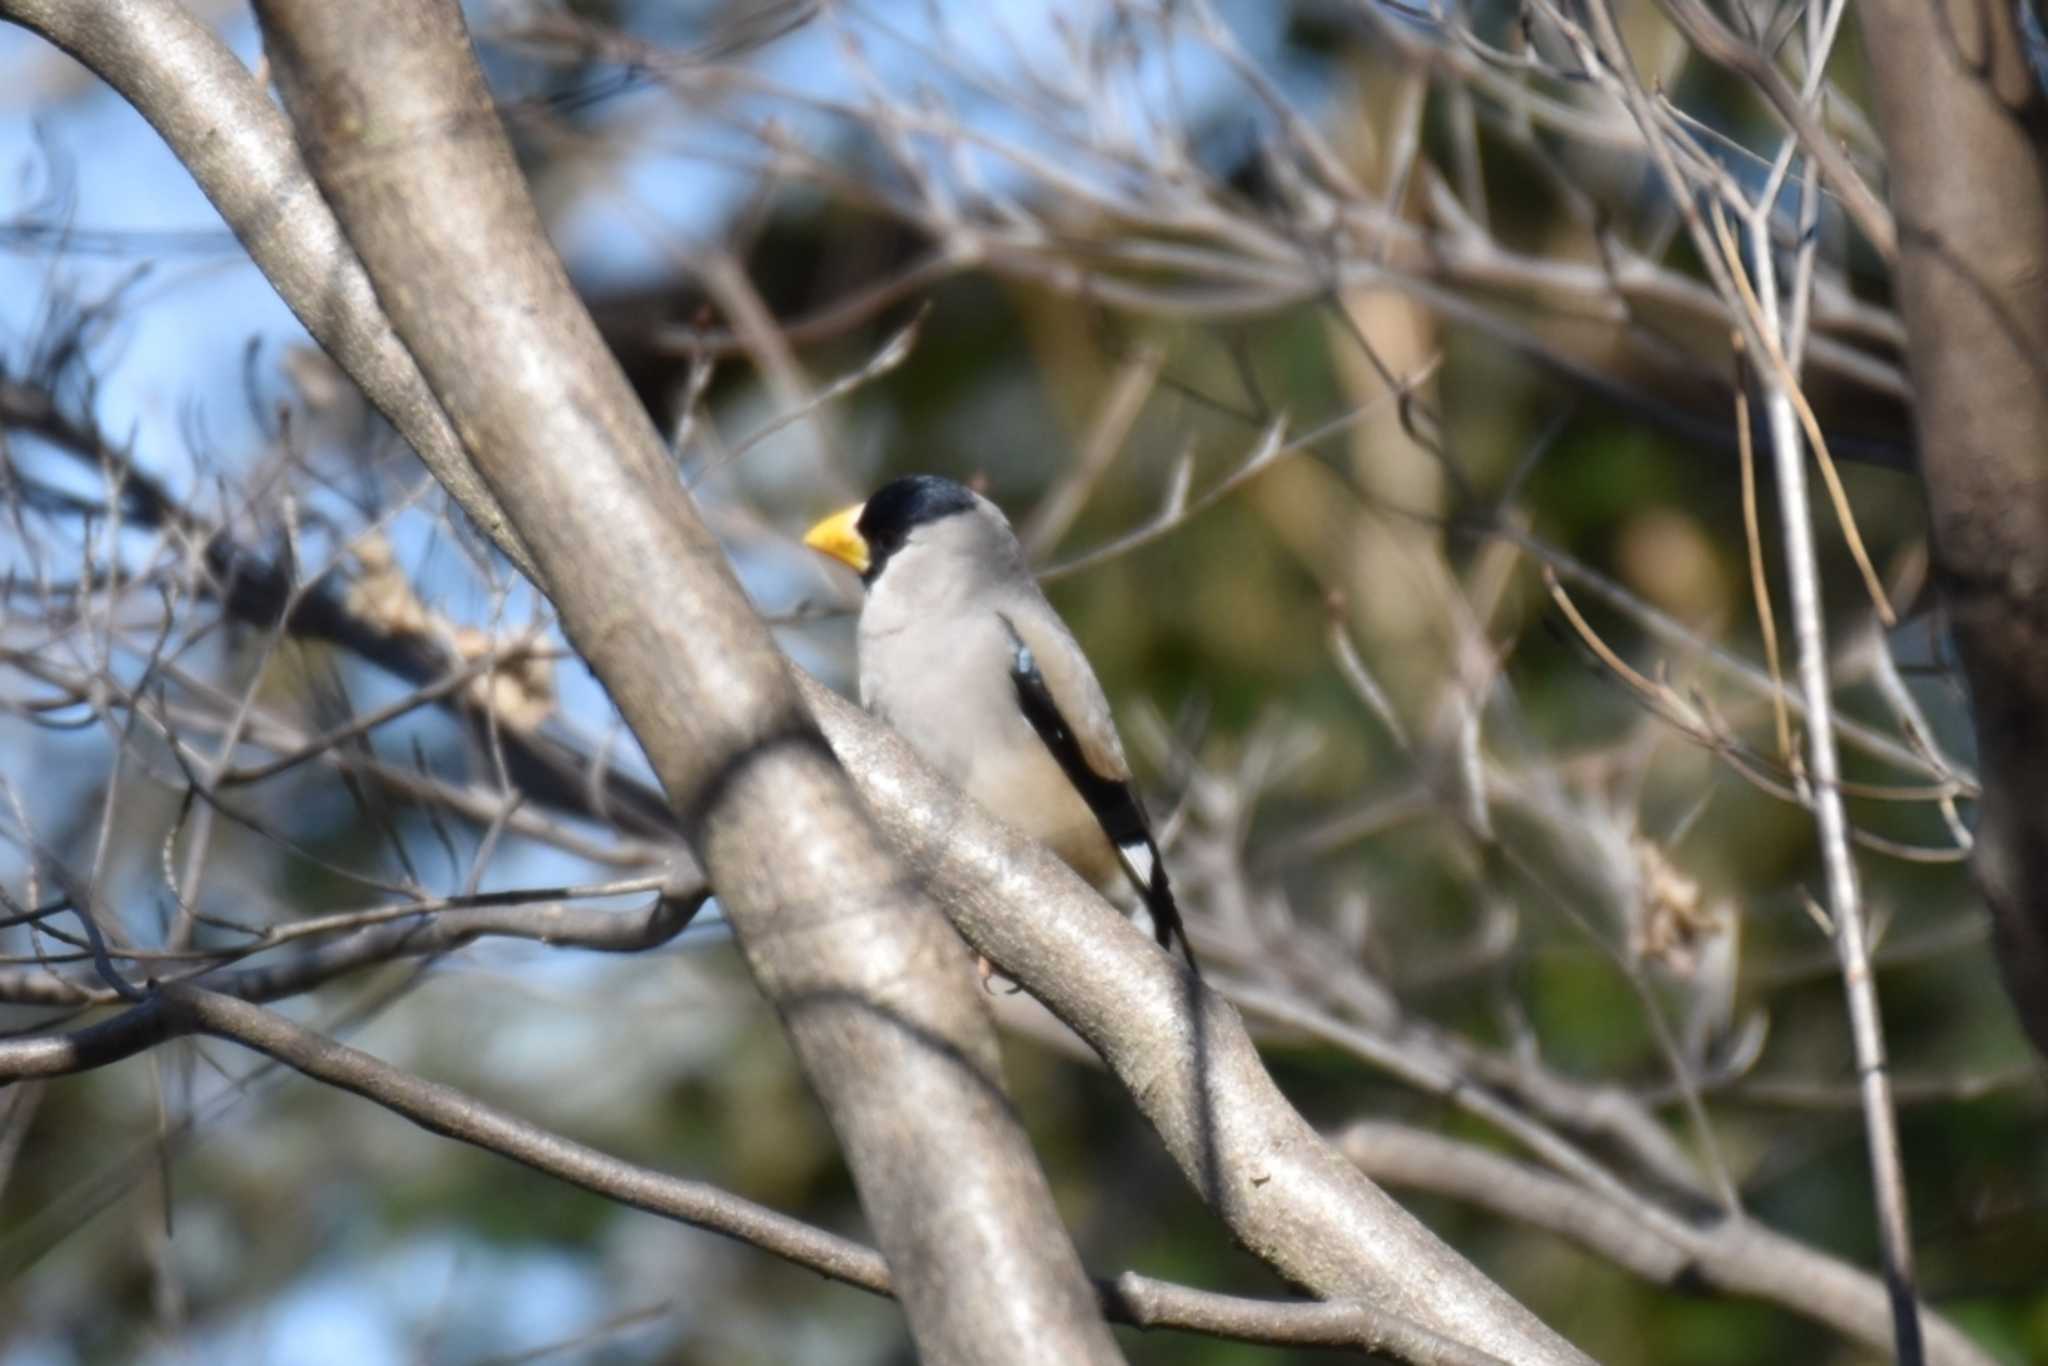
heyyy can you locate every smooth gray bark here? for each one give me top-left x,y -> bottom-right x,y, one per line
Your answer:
804,679 -> 1594,1364
245,3 -> 1121,1360
0,0 -> 536,580
1860,0 -> 2048,1060
0,2 -> 1603,1359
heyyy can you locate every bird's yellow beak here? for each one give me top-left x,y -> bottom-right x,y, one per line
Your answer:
802,503 -> 870,575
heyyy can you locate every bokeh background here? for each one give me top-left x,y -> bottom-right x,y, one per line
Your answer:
1,1 -> 2043,1362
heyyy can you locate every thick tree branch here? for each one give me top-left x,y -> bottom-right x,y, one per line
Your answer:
800,678 -> 1593,1364
0,0 -> 536,580
0,985 -> 1507,1364
1339,1122 -> 1997,1366
0,0 -> 2027,1355
1859,0 -> 2048,1059
246,3 -> 1119,1360
1,468 -> 1592,1357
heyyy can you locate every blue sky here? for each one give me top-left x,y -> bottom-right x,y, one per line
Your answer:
0,5 -> 1300,1361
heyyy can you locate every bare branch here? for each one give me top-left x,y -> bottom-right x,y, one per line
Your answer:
1340,1122 -> 1995,1366
2,982 -> 1513,1364
0,0 -> 537,578
801,675 -> 1594,1364
248,2 -> 1121,1358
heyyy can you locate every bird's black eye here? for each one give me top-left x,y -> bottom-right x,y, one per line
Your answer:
855,475 -> 978,581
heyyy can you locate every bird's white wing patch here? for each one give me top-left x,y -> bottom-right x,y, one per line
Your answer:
1116,837 -> 1156,890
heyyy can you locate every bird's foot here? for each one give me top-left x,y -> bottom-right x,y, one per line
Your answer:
977,954 -> 1025,995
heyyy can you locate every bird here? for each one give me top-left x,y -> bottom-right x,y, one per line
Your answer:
803,474 -> 1197,974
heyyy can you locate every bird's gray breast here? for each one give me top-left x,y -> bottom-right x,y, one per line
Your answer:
859,606 -> 1026,786
857,596 -> 1119,885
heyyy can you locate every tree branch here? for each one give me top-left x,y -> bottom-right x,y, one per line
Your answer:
1,984 -> 1511,1364
1339,1121 -> 1997,1366
1859,0 -> 2048,1063
0,0 -> 537,580
246,2 -> 1120,1359
801,677 -> 1594,1363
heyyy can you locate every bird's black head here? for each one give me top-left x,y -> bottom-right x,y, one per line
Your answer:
855,475 -> 979,583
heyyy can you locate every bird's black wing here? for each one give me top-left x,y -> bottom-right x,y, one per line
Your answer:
999,616 -> 1197,972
